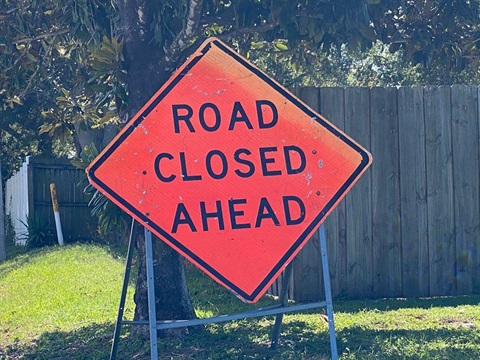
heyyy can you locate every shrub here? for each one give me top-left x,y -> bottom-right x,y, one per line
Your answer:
20,214 -> 56,249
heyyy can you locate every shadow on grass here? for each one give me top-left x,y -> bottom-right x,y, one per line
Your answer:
0,323 -> 110,360
0,320 -> 283,360
0,314 -> 479,360
280,318 -> 480,359
264,318 -> 480,359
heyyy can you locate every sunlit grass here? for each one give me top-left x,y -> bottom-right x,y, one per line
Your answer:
0,245 -> 135,344
0,244 -> 479,359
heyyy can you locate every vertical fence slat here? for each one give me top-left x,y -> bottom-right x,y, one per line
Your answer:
5,159 -> 30,244
21,158 -> 96,244
398,87 -> 429,297
424,86 -> 456,296
319,87 -> 347,297
477,87 -> 480,293
344,87 -> 373,298
370,87 -> 402,298
292,87 -> 323,301
279,86 -> 480,301
451,85 -> 479,294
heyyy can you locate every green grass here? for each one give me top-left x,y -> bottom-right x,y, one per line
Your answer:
1,244 -> 479,359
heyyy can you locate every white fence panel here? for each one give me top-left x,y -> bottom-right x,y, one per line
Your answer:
5,157 -> 30,245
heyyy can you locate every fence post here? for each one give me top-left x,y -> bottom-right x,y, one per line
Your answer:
50,183 -> 64,246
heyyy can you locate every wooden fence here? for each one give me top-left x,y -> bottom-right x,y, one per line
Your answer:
4,87 -> 479,300
275,86 -> 480,301
5,157 -> 96,244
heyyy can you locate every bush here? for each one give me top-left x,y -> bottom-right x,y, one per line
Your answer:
21,214 -> 56,249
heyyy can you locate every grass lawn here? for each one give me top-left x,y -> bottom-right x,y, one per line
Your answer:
0,244 -> 479,359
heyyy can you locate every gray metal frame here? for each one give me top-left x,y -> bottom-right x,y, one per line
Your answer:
110,222 -> 338,360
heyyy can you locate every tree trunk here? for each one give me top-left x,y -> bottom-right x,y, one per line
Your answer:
133,226 -> 196,337
124,48 -> 197,337
0,158 -> 6,263
114,0 -> 197,337
73,122 -> 118,156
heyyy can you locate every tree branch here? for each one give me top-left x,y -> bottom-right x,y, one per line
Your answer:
163,0 -> 204,71
20,64 -> 41,98
13,28 -> 70,45
294,11 -> 328,19
217,20 -> 280,42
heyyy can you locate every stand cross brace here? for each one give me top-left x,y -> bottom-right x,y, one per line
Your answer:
110,222 -> 338,360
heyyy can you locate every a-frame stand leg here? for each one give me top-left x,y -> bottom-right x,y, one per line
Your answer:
319,224 -> 338,360
110,219 -> 136,360
270,263 -> 293,349
269,224 -> 339,359
144,229 -> 159,359
110,223 -> 159,360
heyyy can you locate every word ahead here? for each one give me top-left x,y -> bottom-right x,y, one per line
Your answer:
171,196 -> 305,233
87,38 -> 372,303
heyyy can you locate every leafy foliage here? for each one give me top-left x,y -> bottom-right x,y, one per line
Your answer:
260,41 -> 480,89
0,0 -> 117,178
20,214 -> 56,249
376,0 -> 480,69
1,0 -> 479,167
36,36 -> 125,148
0,0 -> 109,106
72,145 -> 130,241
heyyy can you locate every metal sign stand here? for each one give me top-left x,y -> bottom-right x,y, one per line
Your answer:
110,221 -> 338,360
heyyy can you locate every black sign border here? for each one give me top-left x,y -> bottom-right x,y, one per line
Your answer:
88,39 -> 371,302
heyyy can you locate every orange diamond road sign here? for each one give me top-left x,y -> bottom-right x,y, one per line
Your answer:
87,38 -> 372,303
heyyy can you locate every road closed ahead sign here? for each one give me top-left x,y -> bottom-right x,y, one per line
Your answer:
87,38 -> 372,303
